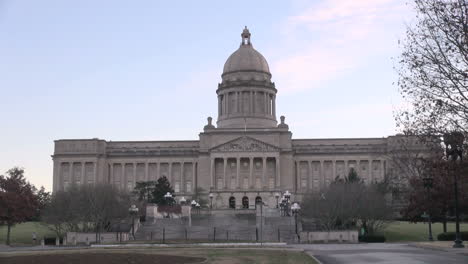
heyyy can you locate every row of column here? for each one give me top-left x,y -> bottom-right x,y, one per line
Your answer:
108,161 -> 196,194
209,156 -> 280,190
218,91 -> 275,116
59,161 -> 97,189
295,159 -> 386,191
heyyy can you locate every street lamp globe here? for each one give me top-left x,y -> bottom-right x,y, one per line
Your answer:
129,204 -> 139,214
209,193 -> 214,199
284,190 -> 291,199
191,200 -> 197,206
164,192 -> 172,199
291,202 -> 301,212
179,196 -> 186,205
274,192 -> 280,198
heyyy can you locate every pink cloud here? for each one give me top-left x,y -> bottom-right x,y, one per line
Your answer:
270,0 -> 410,93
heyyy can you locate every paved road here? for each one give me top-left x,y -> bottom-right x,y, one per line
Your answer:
293,243 -> 468,264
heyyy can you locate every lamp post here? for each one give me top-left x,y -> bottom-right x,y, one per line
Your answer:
209,193 -> 214,209
274,192 -> 280,208
164,192 -> 173,204
284,191 -> 291,216
422,175 -> 434,241
291,202 -> 301,242
179,196 -> 186,205
128,204 -> 139,240
444,132 -> 465,248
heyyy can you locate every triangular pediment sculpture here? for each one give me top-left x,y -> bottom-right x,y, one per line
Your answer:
211,136 -> 280,152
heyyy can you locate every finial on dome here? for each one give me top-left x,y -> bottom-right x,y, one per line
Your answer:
241,26 -> 251,45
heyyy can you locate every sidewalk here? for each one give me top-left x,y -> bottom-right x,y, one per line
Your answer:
411,241 -> 468,255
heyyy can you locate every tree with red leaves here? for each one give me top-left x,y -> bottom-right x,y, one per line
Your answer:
0,167 -> 39,245
401,160 -> 468,231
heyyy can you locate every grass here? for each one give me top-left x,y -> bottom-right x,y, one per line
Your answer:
0,248 -> 318,264
384,221 -> 468,242
0,222 -> 55,246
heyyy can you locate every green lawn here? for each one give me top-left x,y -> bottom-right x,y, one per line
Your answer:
0,222 -> 55,245
384,221 -> 468,242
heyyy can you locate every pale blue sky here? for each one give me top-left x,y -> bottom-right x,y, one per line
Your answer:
0,0 -> 413,191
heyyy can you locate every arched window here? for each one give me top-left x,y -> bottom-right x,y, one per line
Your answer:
242,196 -> 249,209
255,196 -> 262,207
229,196 -> 236,209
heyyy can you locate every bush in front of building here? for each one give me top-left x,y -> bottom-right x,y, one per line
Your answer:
358,235 -> 386,243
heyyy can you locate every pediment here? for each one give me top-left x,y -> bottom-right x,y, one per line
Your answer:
211,136 -> 280,152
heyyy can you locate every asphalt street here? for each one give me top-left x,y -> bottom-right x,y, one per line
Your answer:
293,243 -> 468,264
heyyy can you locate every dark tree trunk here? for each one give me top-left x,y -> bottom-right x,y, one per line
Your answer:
443,219 -> 447,233
6,223 -> 11,245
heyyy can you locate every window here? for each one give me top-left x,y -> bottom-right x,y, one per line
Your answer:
175,182 -> 180,193
243,178 -> 249,189
229,197 -> 236,209
269,178 -> 275,189
242,197 -> 249,209
186,181 -> 192,193
301,179 -> 307,188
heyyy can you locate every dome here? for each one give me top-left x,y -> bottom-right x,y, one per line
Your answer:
222,27 -> 270,75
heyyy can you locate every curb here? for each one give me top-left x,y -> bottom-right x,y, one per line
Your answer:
91,242 -> 288,248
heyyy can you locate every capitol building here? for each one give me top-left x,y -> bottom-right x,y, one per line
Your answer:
52,27 -> 409,209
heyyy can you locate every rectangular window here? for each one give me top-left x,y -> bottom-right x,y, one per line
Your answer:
269,178 -> 275,189
301,179 -> 307,188
175,182 -> 180,193
186,181 -> 192,193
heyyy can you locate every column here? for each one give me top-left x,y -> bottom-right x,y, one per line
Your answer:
357,160 -> 361,178
192,162 -> 196,193
332,160 -> 336,180
81,162 -> 85,184
110,163 -> 114,184
308,161 -> 312,190
210,158 -> 214,189
264,92 -> 267,114
93,162 -> 97,184
169,162 -> 173,184
145,162 -> 149,181
320,160 -> 324,187
272,95 -> 276,117
368,160 -> 373,182
253,92 -> 256,113
249,157 -> 254,188
275,156 -> 280,188
69,162 -> 73,184
156,162 -> 160,180
218,95 -> 222,115
236,92 -> 239,113
344,160 -> 348,177
133,163 -> 137,188
121,163 -> 125,190
236,157 -> 240,188
181,162 -> 185,192
225,93 -> 229,115
223,158 -> 227,189
380,160 -> 385,180
295,161 -> 299,192
262,157 -> 267,189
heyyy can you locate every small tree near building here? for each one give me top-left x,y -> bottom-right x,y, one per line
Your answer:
150,176 -> 175,206
0,167 -> 40,245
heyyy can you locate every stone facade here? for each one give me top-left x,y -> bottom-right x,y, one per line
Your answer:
52,27 -> 419,209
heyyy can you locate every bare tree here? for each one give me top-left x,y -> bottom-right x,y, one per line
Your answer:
302,170 -> 393,235
396,0 -> 468,135
42,184 -> 131,241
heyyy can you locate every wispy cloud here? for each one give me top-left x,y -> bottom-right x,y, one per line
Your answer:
270,0 -> 409,93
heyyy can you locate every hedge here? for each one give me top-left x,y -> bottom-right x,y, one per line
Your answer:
359,235 -> 386,243
437,232 -> 468,241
